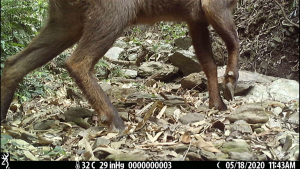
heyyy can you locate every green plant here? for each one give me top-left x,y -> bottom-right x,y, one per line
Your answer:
131,37 -> 142,46
1,0 -> 51,103
16,69 -> 53,102
1,134 -> 13,151
152,44 -> 160,52
44,146 -> 70,157
159,22 -> 187,41
111,66 -> 125,77
1,0 -> 47,59
132,27 -> 141,33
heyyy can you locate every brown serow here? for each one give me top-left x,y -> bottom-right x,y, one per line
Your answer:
1,0 -> 239,132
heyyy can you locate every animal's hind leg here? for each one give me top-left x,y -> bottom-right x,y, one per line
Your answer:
65,32 -> 125,132
65,1 -> 136,132
1,1 -> 84,120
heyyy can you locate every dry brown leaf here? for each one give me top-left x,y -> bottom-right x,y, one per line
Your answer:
158,150 -> 178,158
153,131 -> 163,142
102,133 -> 118,139
64,137 -> 80,146
146,132 -> 154,142
22,110 -> 49,126
82,138 -> 97,161
162,130 -> 170,142
189,126 -> 203,134
135,101 -> 158,131
173,109 -> 181,122
49,99 -> 59,106
129,134 -> 137,140
191,120 -> 206,127
181,131 -> 191,144
193,136 -> 221,153
156,105 -> 167,119
23,150 -> 38,161
111,139 -> 126,150
123,124 -> 134,134
137,142 -> 180,148
136,102 -> 154,116
146,131 -> 163,143
93,146 -> 122,154
262,150 -> 273,159
37,134 -> 53,145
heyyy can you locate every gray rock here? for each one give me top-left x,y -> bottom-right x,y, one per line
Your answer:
168,50 -> 201,76
246,84 -> 270,101
157,43 -> 173,52
118,111 -> 129,121
180,72 -> 207,90
218,68 -> 277,83
188,46 -> 195,53
254,128 -> 265,134
174,146 -> 189,154
179,113 -> 204,124
218,69 -> 255,96
200,149 -> 218,161
104,47 -> 124,60
268,118 -> 281,128
114,37 -> 127,48
256,74 -> 278,83
269,79 -> 299,102
64,107 -> 95,122
273,107 -> 282,116
100,82 -> 112,94
222,141 -> 250,150
230,120 -> 252,134
229,151 -> 254,161
165,107 -> 177,118
227,103 -> 269,124
282,135 -> 293,151
221,141 -> 250,154
233,83 -> 254,96
174,37 -> 192,49
138,61 -> 178,80
127,46 -> 141,61
186,152 -> 203,161
218,69 -> 277,98
287,112 -> 299,125
121,69 -> 138,78
127,46 -> 142,54
144,79 -> 156,87
128,53 -> 138,61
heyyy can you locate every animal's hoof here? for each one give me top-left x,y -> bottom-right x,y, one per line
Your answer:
108,116 -> 125,134
218,103 -> 227,111
209,99 -> 227,111
222,82 -> 234,101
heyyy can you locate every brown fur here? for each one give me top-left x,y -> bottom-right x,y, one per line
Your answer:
1,0 -> 239,132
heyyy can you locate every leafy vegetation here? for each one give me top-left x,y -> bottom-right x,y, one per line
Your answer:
1,0 -> 51,102
159,22 -> 187,41
1,0 -> 47,59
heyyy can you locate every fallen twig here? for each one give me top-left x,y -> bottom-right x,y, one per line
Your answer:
274,0 -> 299,28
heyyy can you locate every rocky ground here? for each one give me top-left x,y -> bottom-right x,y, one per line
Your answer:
1,0 -> 299,161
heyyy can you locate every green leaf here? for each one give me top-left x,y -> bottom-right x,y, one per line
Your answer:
1,134 -> 13,140
53,146 -> 67,155
9,43 -> 25,47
